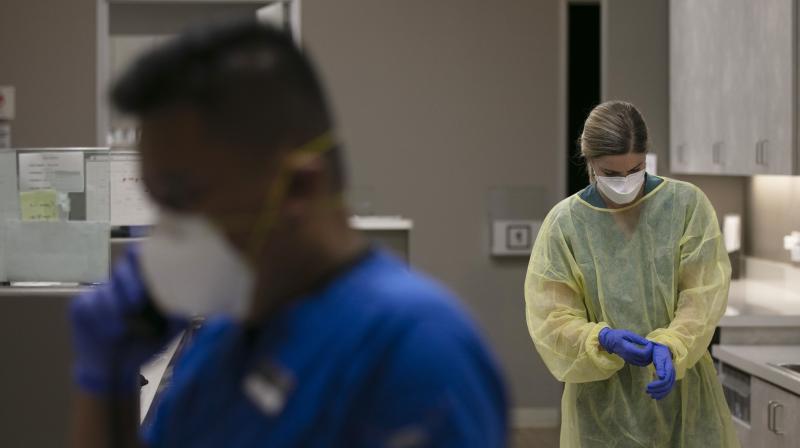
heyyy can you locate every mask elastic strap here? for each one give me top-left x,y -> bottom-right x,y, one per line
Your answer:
246,132 -> 336,261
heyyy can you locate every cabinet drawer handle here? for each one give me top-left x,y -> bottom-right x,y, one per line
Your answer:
773,402 -> 785,435
768,400 -> 785,435
756,141 -> 763,165
762,140 -> 769,166
713,142 -> 724,165
677,144 -> 686,164
768,401 -> 776,431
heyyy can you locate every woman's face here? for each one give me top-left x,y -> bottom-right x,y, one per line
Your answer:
592,152 -> 646,178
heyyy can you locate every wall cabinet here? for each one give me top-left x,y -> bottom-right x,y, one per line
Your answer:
670,0 -> 796,175
750,377 -> 800,447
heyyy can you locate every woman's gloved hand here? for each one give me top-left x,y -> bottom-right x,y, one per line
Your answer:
598,327 -> 653,366
646,343 -> 676,400
70,247 -> 187,396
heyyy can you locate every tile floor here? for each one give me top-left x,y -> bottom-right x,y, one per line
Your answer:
511,428 -> 559,448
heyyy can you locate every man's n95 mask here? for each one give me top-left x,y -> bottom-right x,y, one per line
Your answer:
138,131 -> 335,320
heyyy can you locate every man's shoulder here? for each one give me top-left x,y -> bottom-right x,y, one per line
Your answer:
320,250 -> 494,371
331,250 -> 468,324
350,253 -> 500,373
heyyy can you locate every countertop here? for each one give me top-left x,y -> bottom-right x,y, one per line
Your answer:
349,216 -> 413,230
720,279 -> 800,327
713,345 -> 800,395
0,285 -> 84,298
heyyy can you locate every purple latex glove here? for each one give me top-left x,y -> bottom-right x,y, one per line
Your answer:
598,327 -> 654,366
70,247 -> 187,395
646,343 -> 676,400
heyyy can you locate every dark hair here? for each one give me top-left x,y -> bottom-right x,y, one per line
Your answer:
111,19 -> 345,188
578,101 -> 649,182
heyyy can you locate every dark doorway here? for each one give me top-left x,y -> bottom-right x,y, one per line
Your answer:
567,3 -> 601,196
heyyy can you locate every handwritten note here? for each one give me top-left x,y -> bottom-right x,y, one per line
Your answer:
20,189 -> 59,221
110,157 -> 155,226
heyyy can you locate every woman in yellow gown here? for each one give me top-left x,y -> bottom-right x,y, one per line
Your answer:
525,101 -> 739,447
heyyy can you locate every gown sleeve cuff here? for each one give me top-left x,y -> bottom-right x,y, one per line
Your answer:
586,323 -> 625,372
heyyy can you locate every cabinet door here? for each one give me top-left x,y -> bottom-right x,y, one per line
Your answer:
701,0 -> 728,174
671,0 -> 796,176
751,378 -> 800,448
676,0 -> 735,174
718,0 -> 755,175
731,415 -> 752,448
752,0 -> 795,175
670,0 -> 693,173
671,0 -> 715,174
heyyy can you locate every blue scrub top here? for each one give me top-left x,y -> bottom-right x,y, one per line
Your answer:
144,249 -> 508,447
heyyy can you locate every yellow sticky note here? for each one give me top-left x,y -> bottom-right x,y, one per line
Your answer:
20,189 -> 60,221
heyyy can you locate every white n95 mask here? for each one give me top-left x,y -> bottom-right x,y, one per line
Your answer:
139,210 -> 255,320
595,169 -> 646,205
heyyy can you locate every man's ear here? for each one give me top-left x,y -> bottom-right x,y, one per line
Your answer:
282,158 -> 328,217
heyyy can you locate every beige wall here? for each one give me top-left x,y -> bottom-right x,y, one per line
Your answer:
0,0 -> 581,415
748,176 -> 800,262
0,0 -> 762,424
302,0 -> 564,409
0,0 -> 97,147
0,0 -> 788,432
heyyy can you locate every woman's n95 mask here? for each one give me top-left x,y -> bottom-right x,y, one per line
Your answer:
140,210 -> 255,320
595,169 -> 646,205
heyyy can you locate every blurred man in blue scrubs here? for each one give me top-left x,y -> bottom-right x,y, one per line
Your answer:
69,19 -> 507,448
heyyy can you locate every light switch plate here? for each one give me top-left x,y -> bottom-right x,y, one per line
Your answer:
0,86 -> 15,120
491,220 -> 541,256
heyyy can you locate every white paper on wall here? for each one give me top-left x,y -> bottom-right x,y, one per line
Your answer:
18,152 -> 85,193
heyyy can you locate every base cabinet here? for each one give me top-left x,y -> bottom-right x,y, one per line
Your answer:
749,377 -> 800,447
